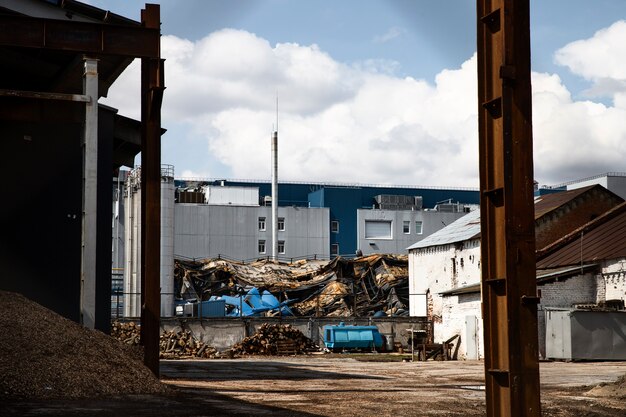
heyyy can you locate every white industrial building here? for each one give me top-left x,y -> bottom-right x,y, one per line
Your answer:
408,187 -> 626,360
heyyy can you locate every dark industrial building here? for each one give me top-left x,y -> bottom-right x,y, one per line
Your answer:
0,0 -> 163,350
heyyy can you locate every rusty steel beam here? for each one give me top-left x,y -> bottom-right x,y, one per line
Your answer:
0,89 -> 90,102
476,1 -> 541,417
0,14 -> 159,58
139,4 -> 164,377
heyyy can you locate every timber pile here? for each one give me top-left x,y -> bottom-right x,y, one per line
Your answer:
111,320 -> 141,345
231,323 -> 318,355
0,291 -> 167,400
159,329 -> 217,359
111,321 -> 217,359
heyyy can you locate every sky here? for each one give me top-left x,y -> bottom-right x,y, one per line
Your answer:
91,0 -> 626,188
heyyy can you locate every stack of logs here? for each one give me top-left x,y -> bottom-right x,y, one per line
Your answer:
231,323 -> 317,355
159,329 -> 217,359
111,321 -> 141,345
111,321 -> 217,359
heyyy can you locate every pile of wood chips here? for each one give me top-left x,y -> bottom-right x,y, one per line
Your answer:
231,323 -> 318,355
111,321 -> 217,359
0,291 -> 167,400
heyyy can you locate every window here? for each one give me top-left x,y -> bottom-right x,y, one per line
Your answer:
330,243 -> 339,256
258,217 -> 266,231
331,220 -> 339,233
415,221 -> 423,235
364,220 -> 392,239
258,240 -> 266,254
278,240 -> 285,254
278,217 -> 285,231
403,220 -> 410,234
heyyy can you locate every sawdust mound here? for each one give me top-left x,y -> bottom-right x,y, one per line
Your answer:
0,291 -> 167,400
587,374 -> 626,399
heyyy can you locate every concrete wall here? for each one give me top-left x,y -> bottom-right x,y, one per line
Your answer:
159,317 -> 430,351
357,209 -> 466,256
174,204 -> 330,261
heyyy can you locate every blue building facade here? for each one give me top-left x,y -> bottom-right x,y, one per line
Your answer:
176,179 -> 480,257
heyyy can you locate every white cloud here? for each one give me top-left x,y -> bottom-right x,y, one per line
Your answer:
555,20 -> 626,102
373,26 -> 406,44
102,25 -> 626,188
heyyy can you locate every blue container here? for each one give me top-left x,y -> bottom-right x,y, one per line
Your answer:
323,322 -> 384,350
197,299 -> 226,317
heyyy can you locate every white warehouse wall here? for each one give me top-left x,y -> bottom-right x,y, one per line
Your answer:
174,204 -> 330,261
408,239 -> 481,317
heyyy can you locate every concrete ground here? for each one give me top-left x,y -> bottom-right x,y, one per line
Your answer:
4,356 -> 626,416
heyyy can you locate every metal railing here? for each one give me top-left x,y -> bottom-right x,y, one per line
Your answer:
110,290 -> 425,320
544,171 -> 626,189
173,176 -> 480,192
174,253 -> 342,264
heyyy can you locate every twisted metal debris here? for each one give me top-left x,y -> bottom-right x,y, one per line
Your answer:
174,254 -> 409,317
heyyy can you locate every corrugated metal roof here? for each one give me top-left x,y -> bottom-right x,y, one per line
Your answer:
537,202 -> 626,268
407,209 -> 480,249
408,185 -> 623,251
533,186 -> 594,219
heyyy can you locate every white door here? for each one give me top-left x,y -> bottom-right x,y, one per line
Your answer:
465,315 -> 479,360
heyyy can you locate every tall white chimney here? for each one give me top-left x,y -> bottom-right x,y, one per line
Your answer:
271,130 -> 278,260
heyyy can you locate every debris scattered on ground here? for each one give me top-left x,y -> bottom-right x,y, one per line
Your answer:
0,291 -> 167,400
175,254 -> 409,317
231,323 -> 318,355
111,321 -> 218,359
587,374 -> 626,399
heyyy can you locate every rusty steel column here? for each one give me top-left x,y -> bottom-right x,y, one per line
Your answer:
476,1 -> 541,416
140,4 -> 164,377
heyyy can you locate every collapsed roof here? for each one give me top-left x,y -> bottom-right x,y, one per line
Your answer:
174,254 -> 409,317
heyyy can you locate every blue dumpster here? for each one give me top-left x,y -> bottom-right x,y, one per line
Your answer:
323,322 -> 385,351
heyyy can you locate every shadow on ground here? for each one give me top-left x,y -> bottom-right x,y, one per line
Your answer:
1,388 -> 325,417
160,359 -> 387,382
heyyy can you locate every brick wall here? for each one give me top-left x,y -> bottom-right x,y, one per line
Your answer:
535,190 -> 621,250
537,273 -> 599,358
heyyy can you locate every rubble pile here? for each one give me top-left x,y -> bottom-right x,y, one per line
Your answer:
111,321 -> 217,359
231,323 -> 317,355
175,254 -> 409,317
0,291 -> 166,400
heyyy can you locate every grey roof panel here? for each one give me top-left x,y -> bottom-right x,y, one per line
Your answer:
407,209 -> 481,250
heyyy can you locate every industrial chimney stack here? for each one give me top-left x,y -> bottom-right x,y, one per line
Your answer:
271,130 -> 278,260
